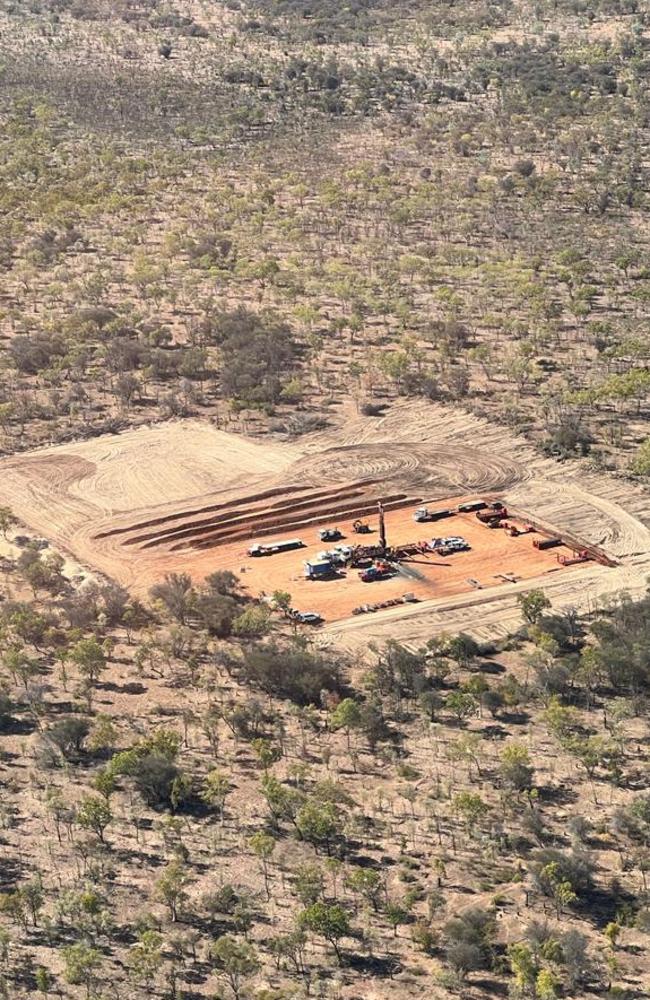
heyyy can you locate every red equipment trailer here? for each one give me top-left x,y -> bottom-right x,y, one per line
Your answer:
557,550 -> 590,566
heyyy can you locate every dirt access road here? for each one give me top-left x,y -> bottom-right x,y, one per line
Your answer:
0,400 -> 649,648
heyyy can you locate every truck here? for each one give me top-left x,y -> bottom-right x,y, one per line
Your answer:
413,507 -> 453,523
292,610 -> 323,625
457,500 -> 487,513
444,537 -> 470,551
477,507 -> 508,524
317,548 -> 349,566
248,538 -> 304,557
353,519 -> 371,534
319,527 -> 342,542
359,561 -> 393,583
429,536 -> 469,552
325,545 -> 353,564
304,559 -> 335,580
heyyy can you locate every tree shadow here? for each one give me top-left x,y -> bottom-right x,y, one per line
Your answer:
0,856 -> 27,886
179,963 -> 211,987
498,710 -> 530,725
537,784 -> 578,806
100,680 -> 148,695
112,847 -> 167,869
480,724 -> 509,740
470,975 -> 508,995
346,952 -> 403,977
0,717 -> 34,737
579,883 -> 637,928
477,660 -> 506,674
345,853 -> 384,870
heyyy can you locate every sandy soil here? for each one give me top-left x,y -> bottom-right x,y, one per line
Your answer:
0,420 -> 302,586
1,401 -> 649,647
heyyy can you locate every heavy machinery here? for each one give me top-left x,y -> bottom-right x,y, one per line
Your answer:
349,506 -> 389,566
346,502 -> 468,573
353,519 -> 371,534
429,536 -> 470,554
359,560 -> 393,583
390,540 -> 430,559
348,544 -> 384,567
317,546 -> 350,566
319,527 -> 342,542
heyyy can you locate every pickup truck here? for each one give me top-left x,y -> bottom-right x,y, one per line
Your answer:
292,611 -> 323,625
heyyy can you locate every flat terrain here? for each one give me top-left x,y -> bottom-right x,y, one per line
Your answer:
207,505 -> 584,621
1,399 -> 649,643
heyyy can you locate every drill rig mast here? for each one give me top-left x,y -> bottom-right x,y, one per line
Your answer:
378,501 -> 386,552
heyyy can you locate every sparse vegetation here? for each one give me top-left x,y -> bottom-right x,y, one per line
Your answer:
1,0 -> 650,997
0,533 -> 649,996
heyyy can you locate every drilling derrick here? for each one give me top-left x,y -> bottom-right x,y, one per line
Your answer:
378,501 -> 387,552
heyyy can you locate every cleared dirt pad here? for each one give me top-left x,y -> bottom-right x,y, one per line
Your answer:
204,504 -> 586,622
0,421 -> 303,588
1,401 -> 650,645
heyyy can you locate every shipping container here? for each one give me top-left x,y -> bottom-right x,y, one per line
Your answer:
533,537 -> 561,550
304,560 -> 335,579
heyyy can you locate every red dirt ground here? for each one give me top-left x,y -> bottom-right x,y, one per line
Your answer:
202,504 -> 587,622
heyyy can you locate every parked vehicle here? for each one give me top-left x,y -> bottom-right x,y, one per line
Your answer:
414,507 -> 453,522
316,547 -> 349,565
319,527 -> 342,541
293,611 -> 323,625
477,507 -> 508,524
249,538 -> 304,556
353,519 -> 371,534
359,561 -> 392,582
534,537 -> 561,550
304,560 -> 335,579
429,536 -> 469,552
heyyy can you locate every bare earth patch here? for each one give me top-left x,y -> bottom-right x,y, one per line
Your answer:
1,401 -> 650,647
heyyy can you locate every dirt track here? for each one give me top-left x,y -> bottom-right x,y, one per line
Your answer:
294,441 -> 528,494
0,401 -> 649,646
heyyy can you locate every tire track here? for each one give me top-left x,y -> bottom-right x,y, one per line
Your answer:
291,443 -> 528,494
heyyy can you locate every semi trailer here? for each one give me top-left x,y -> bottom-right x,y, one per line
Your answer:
413,507 -> 453,523
249,538 -> 304,557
